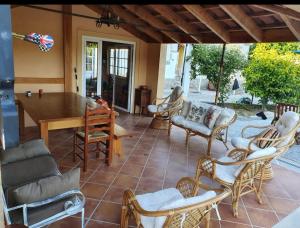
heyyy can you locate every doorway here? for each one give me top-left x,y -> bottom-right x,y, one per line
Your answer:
82,37 -> 134,112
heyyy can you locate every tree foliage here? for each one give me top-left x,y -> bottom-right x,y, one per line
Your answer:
243,43 -> 300,108
189,44 -> 247,104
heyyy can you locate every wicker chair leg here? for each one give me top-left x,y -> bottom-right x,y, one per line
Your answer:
73,132 -> 76,162
120,205 -> 129,228
96,142 -> 100,158
168,122 -> 172,136
207,139 -> 212,156
185,131 -> 190,146
255,168 -> 265,204
232,184 -> 241,217
205,211 -> 211,228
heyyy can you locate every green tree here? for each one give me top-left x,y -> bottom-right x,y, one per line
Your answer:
189,44 -> 247,105
243,43 -> 300,109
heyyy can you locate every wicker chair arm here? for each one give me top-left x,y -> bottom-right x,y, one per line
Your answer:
241,125 -> 271,139
211,113 -> 237,138
211,124 -> 229,138
176,177 -> 200,198
151,96 -> 169,105
125,187 -> 231,218
227,148 -> 250,161
248,130 -> 296,150
195,157 -> 217,180
152,99 -> 183,116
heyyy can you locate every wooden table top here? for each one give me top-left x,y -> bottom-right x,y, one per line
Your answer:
16,92 -> 87,123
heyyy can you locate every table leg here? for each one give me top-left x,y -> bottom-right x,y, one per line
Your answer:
40,121 -> 49,147
113,138 -> 123,157
18,102 -> 25,142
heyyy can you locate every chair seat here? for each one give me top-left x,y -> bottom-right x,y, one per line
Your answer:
136,188 -> 216,228
171,115 -> 185,126
215,156 -> 240,184
76,130 -> 108,141
147,105 -> 166,114
171,116 -> 212,135
231,137 -> 260,151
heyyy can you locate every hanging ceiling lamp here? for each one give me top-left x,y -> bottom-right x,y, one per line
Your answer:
96,5 -> 120,29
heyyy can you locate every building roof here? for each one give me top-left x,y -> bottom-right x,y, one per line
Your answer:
87,4 -> 300,43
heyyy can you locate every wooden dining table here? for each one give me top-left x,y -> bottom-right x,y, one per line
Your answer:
15,92 -> 131,156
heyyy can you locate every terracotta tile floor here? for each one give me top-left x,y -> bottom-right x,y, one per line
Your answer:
21,112 -> 300,228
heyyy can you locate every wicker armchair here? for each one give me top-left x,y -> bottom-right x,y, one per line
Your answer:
121,177 -> 230,228
231,111 -> 300,179
195,140 -> 294,217
148,86 -> 183,130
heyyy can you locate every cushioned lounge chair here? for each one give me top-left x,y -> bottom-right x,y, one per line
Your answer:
1,139 -> 85,227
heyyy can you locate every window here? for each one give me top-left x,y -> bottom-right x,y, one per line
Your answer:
109,48 -> 129,77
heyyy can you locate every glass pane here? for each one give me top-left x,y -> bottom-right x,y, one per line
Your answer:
85,41 -> 98,97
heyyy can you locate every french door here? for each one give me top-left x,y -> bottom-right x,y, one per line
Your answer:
82,37 -> 134,112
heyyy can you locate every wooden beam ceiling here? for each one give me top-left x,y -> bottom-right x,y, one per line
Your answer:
183,5 -> 230,43
108,5 -> 168,43
149,5 -> 203,43
86,5 -> 153,43
220,5 -> 263,42
253,4 -> 300,21
123,5 -> 181,43
281,15 -> 300,40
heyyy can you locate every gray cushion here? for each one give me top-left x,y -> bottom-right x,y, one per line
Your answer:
13,168 -> 80,204
1,139 -> 50,165
2,155 -> 60,191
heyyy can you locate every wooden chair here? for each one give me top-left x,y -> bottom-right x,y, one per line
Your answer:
272,103 -> 299,124
195,139 -> 294,217
147,86 -> 184,130
73,104 -> 115,172
121,177 -> 230,228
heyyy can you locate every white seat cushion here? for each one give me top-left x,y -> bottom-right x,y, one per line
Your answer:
171,115 -> 185,126
183,120 -> 212,135
215,156 -> 240,184
136,188 -> 216,228
231,137 -> 260,151
148,105 -> 166,113
136,188 -> 183,228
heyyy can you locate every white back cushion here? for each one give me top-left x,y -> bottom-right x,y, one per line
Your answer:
155,191 -> 217,228
215,108 -> 235,126
234,147 -> 277,177
275,111 -> 299,146
275,111 -> 299,136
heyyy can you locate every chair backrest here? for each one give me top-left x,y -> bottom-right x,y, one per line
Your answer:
84,104 -> 115,143
273,103 -> 299,123
169,86 -> 183,103
275,111 -> 300,147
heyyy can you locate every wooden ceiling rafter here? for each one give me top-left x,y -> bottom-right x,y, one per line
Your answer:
253,5 -> 300,21
149,5 -> 203,43
108,5 -> 169,43
123,5 -> 182,43
183,5 -> 230,43
280,15 -> 300,40
220,5 -> 264,42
